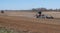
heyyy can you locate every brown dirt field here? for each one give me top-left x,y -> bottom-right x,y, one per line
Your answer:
0,16 -> 60,33
1,11 -> 60,18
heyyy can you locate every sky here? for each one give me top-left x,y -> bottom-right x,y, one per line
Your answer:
0,0 -> 60,10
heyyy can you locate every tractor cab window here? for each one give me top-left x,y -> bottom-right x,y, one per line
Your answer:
38,11 -> 42,15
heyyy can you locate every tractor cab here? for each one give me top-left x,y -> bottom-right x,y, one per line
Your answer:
38,11 -> 42,16
36,11 -> 42,18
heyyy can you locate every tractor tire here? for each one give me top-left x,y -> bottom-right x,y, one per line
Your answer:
36,16 -> 39,18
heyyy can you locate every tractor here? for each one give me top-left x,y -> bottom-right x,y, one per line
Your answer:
1,10 -> 4,13
36,11 -> 54,19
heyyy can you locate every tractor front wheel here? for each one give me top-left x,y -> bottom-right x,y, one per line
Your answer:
36,16 -> 39,18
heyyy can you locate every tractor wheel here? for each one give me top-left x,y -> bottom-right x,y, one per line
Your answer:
36,16 -> 39,18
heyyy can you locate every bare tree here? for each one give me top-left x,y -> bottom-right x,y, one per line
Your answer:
32,8 -> 37,12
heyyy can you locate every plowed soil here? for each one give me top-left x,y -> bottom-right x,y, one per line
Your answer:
0,16 -> 60,33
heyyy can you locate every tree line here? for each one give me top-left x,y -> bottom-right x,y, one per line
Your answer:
32,8 -> 60,12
